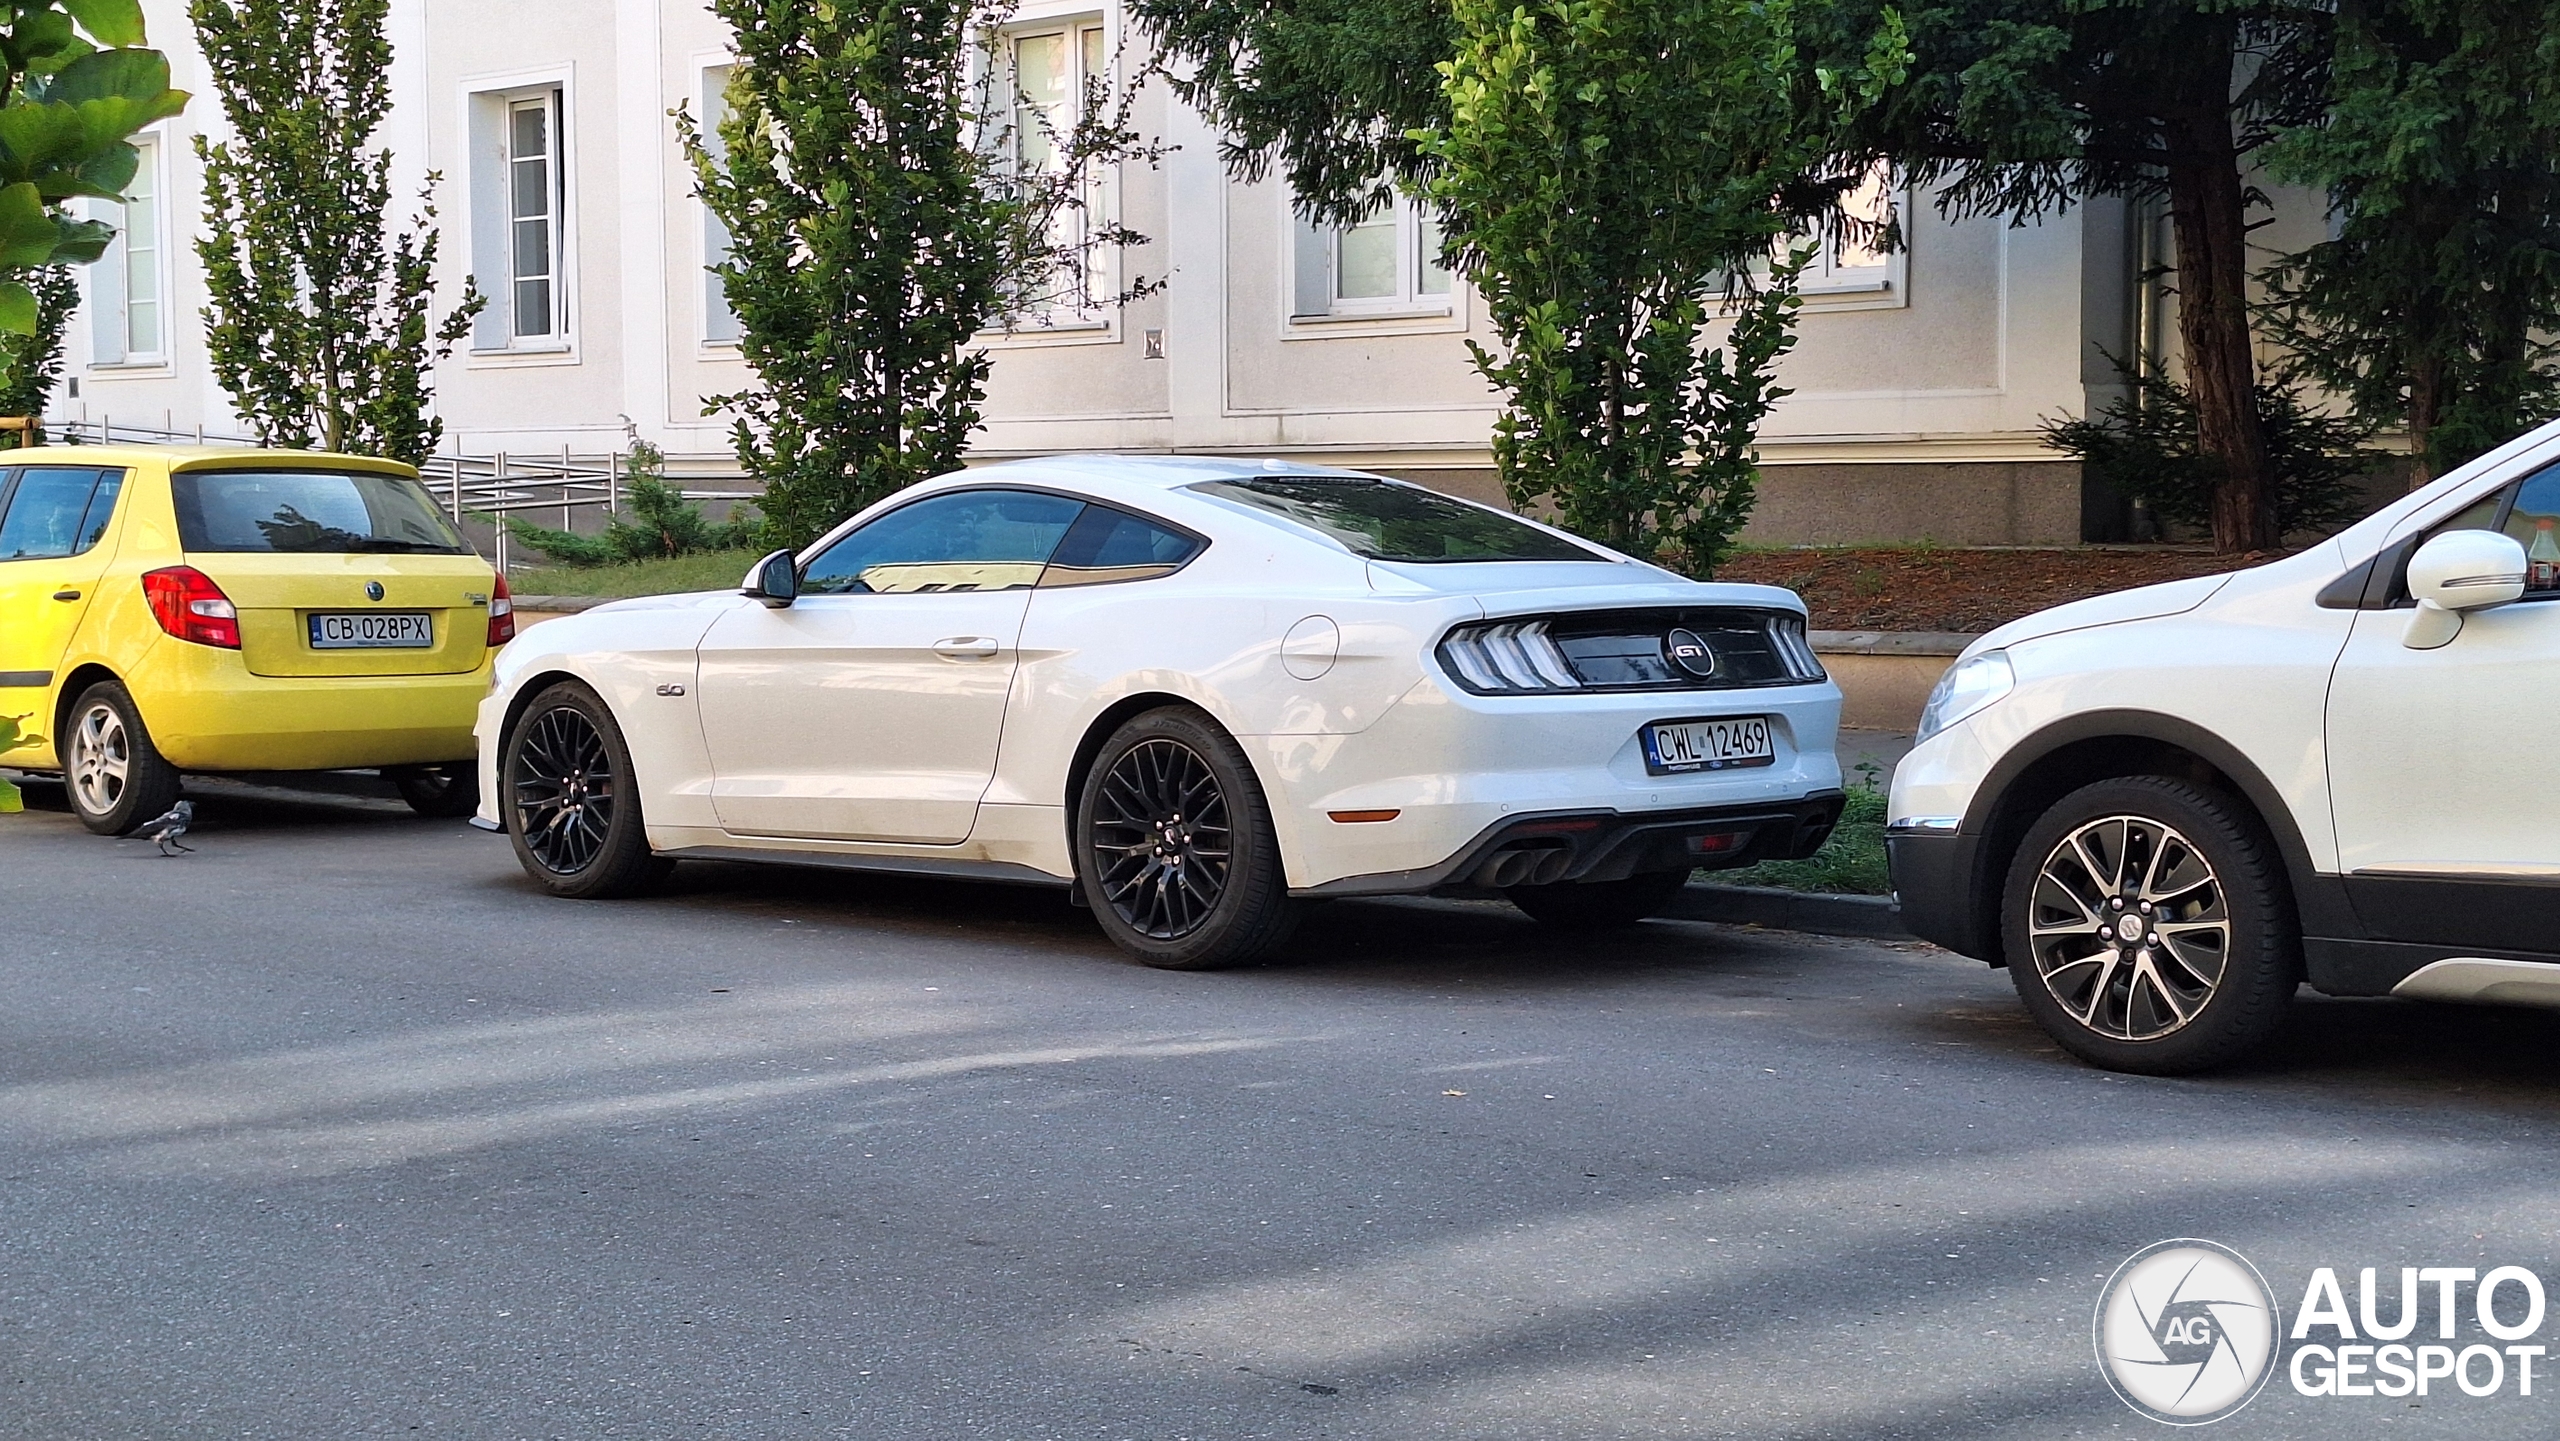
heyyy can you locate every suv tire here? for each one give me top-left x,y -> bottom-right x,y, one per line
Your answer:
2001,776 -> 2297,1074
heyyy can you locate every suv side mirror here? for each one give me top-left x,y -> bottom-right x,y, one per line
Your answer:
742,549 -> 799,609
2403,529 -> 2527,649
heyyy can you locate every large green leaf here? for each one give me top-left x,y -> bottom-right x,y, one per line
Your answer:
0,278 -> 36,335
0,102 -> 91,180
59,0 -> 147,50
51,213 -> 112,263
48,46 -> 173,108
0,182 -> 59,267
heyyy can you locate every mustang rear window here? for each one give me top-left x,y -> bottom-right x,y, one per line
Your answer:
172,469 -> 471,554
1191,476 -> 1598,563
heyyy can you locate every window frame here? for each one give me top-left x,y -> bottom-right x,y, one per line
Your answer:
695,56 -> 741,349
797,484 -> 1211,593
1290,190 -> 1452,325
797,486 -> 1091,596
463,68 -> 579,361
978,13 -> 1118,339
0,466 -> 125,562
86,130 -> 171,372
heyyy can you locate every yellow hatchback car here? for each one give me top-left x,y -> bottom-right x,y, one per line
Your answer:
0,445 -> 513,832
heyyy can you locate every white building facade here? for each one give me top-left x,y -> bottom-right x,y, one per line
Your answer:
64,0 -> 2309,546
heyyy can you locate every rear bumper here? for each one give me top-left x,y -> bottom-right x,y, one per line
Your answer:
1299,791 -> 1846,898
1886,828 -> 1994,960
119,641 -> 486,771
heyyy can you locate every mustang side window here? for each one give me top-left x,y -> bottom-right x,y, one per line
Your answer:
801,489 -> 1086,595
1038,504 -> 1203,587
0,467 -> 116,561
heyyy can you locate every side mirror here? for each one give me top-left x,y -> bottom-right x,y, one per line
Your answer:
2403,529 -> 2527,649
742,548 -> 799,609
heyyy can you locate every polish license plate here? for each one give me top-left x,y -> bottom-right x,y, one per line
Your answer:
308,612 -> 434,649
1642,715 -> 1776,775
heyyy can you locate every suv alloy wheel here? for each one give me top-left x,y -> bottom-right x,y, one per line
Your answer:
2001,776 -> 2298,1074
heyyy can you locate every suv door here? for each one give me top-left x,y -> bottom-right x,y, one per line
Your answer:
694,488 -> 1085,844
0,465 -> 126,758
2326,459 -> 2560,951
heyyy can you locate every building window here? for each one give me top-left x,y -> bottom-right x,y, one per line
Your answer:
506,93 -> 561,339
993,18 -> 1109,324
1791,164 -> 1902,296
1292,192 -> 1450,320
90,133 -> 165,366
699,64 -> 739,345
467,80 -> 570,352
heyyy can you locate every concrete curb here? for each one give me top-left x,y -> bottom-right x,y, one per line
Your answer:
1669,882 -> 1911,940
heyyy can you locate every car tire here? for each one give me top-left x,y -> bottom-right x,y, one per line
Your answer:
501,681 -> 668,900
2001,776 -> 2297,1075
1507,868 -> 1693,928
1076,706 -> 1300,970
389,762 -> 479,818
63,680 -> 182,837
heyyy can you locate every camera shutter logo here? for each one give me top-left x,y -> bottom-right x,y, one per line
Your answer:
2095,1239 -> 2280,1424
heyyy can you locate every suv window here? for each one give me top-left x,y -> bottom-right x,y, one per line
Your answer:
0,467 -> 124,560
1038,504 -> 1203,587
2427,460 -> 2560,598
802,489 -> 1085,595
173,469 -> 470,554
1191,475 -> 1598,563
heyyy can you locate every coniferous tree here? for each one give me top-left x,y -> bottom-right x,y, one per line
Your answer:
190,0 -> 481,464
2260,0 -> 2560,482
1818,0 -> 2335,554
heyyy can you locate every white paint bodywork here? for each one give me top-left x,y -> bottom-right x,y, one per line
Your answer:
1890,416 -> 2560,889
478,456 -> 1845,891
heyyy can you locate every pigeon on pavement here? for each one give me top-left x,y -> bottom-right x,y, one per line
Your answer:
130,799 -> 195,855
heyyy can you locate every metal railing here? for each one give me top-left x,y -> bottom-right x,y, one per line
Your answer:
41,411 -> 752,572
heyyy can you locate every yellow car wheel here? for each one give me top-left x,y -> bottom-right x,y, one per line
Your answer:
66,680 -> 182,837
388,763 -> 479,819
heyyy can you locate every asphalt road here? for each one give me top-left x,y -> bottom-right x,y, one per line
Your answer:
6,776 -> 2560,1440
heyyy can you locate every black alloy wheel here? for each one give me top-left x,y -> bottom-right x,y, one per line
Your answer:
502,682 -> 666,899
2001,776 -> 2297,1075
1091,736 -> 1234,939
1077,707 -> 1299,969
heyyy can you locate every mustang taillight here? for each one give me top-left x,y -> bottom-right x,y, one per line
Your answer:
1436,608 -> 1826,696
141,566 -> 241,649
487,573 -> 516,647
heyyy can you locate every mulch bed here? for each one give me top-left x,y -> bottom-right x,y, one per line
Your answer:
1714,546 -> 2280,634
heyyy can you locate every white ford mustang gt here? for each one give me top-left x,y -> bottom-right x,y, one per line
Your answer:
472,456 -> 1846,968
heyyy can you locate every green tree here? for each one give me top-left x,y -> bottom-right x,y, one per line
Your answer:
504,441 -> 761,565
2043,358 -> 2373,539
682,1 -> 1159,547
0,1 -> 187,379
190,0 -> 481,465
2259,0 -> 2560,482
1828,0 -> 2333,553
1418,0 -> 1907,575
1132,0 -> 1455,225
0,264 -> 76,443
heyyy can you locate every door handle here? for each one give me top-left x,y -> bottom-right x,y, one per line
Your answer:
932,637 -> 1001,660
51,589 -> 80,601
